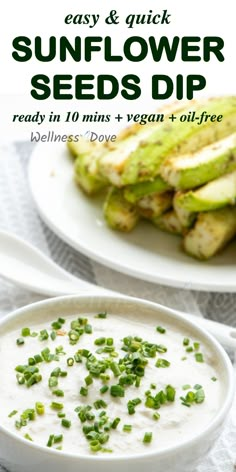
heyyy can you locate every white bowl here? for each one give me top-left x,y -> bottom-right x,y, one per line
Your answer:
0,295 -> 234,472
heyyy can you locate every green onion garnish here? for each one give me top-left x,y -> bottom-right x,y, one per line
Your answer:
155,358 -> 170,368
94,337 -> 106,346
166,385 -> 176,402
50,402 -> 64,411
195,388 -> 205,403
183,338 -> 190,346
95,312 -> 107,319
61,419 -> 71,428
21,328 -> 31,337
80,386 -> 88,397
50,331 -> 57,341
24,433 -> 33,441
110,362 -> 120,377
52,390 -> 64,397
49,377 -> 58,388
100,385 -> 109,394
54,434 -> 63,444
85,324 -> 93,334
8,410 -> 18,418
186,347 -> 193,353
35,402 -> 45,415
156,326 -> 166,334
195,353 -> 204,363
110,385 -> 125,397
90,440 -> 102,452
39,330 -> 49,341
123,424 -> 132,432
94,400 -> 107,410
211,376 -> 217,381
16,338 -> 25,346
153,412 -> 160,421
111,417 -> 120,429
143,432 -> 152,443
67,357 -> 74,367
85,375 -> 93,386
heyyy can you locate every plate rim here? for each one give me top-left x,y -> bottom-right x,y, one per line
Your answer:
28,143 -> 236,293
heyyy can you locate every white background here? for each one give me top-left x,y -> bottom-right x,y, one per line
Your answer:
0,0 -> 235,141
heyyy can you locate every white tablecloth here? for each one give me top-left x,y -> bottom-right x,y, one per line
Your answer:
0,142 -> 235,471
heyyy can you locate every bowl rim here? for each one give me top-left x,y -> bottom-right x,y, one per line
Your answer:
0,294 -> 234,463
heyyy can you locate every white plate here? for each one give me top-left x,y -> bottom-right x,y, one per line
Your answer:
29,143 -> 236,292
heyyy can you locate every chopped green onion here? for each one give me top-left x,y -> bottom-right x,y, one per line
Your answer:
21,327 -> 31,337
94,337 -> 106,346
143,432 -> 152,443
47,434 -> 54,447
95,312 -> 107,319
110,385 -> 125,397
195,388 -> 205,404
153,412 -> 160,421
16,374 -> 25,385
166,385 -> 176,402
52,390 -> 64,397
54,434 -> 63,444
50,331 -> 57,341
8,410 -> 18,418
90,440 -> 102,452
94,400 -> 107,410
50,402 -> 64,411
110,362 -> 120,377
85,375 -> 93,386
156,344 -> 167,353
16,338 -> 25,346
135,376 -> 141,387
100,374 -> 110,383
57,412 -> 66,418
195,353 -> 204,363
49,377 -> 58,388
186,347 -> 193,353
35,402 -> 45,415
193,384 -> 202,390
156,326 -> 166,334
61,419 -> 71,428
111,417 -> 120,429
67,357 -> 74,367
211,376 -> 217,382
74,353 -> 82,363
39,330 -> 49,341
80,386 -> 88,397
127,398 -> 142,414
85,324 -> 93,334
193,342 -> 200,351
182,384 -> 191,390
26,373 -> 42,388
100,385 -> 109,394
155,358 -> 170,368
34,354 -> 43,364
123,424 -> 132,432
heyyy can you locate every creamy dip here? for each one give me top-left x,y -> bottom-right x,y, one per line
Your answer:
0,310 -> 223,456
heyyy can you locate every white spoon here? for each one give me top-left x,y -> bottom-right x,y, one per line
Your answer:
0,230 -> 236,350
